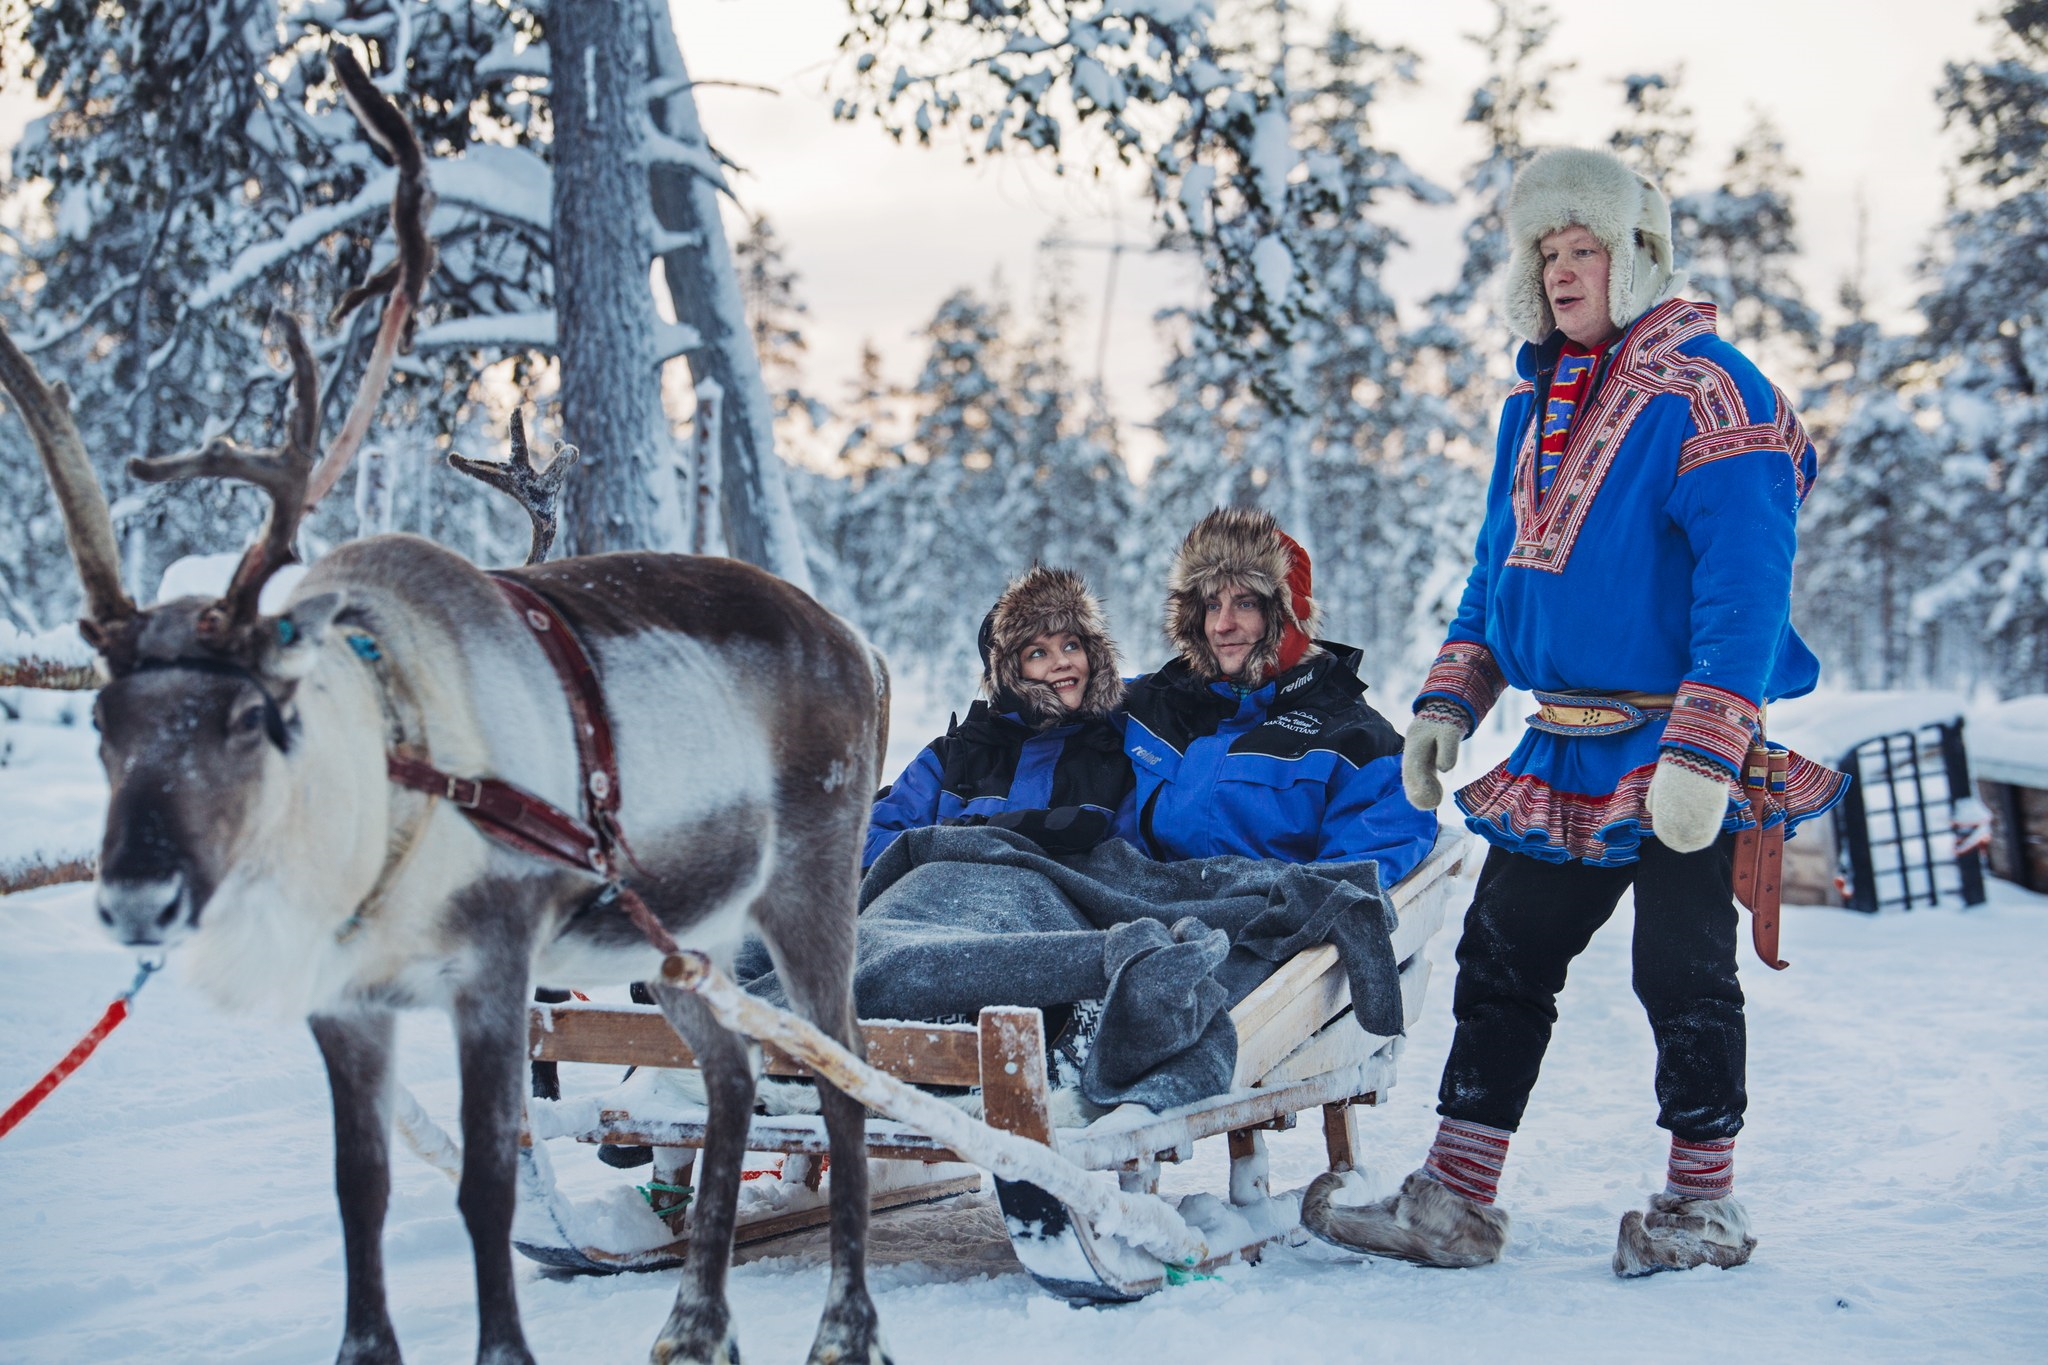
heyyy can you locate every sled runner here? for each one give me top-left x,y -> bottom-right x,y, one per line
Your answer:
513,833 -> 1466,1297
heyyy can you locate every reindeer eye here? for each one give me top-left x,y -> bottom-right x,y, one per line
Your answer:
231,705 -> 267,738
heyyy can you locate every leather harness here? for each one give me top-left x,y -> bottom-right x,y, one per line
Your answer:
379,574 -> 679,954
1526,689 -> 1789,970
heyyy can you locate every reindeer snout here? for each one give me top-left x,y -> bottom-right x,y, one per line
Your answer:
97,873 -> 189,946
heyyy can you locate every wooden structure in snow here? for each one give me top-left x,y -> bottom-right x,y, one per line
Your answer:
512,832 -> 1467,1300
1972,698 -> 2048,893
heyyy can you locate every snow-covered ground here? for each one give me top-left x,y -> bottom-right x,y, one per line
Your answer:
5,672 -> 2046,1361
4,862 -> 2045,1362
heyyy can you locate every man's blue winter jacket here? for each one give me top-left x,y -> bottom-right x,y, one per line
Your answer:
863,701 -> 1137,870
1121,645 -> 1438,885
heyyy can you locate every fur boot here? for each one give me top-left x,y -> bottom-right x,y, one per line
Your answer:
1612,1192 -> 1756,1278
1300,1169 -> 1510,1268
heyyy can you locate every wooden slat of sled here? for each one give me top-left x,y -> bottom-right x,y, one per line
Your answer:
530,831 -> 1467,1112
1228,837 -> 1463,1088
530,1004 -> 983,1087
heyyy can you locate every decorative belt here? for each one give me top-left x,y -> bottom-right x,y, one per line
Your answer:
1526,690 -> 1677,737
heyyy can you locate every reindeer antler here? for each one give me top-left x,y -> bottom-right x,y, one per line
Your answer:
448,410 -> 581,565
129,313 -> 319,637
305,46 -> 438,512
0,324 -> 141,654
124,47 -> 436,645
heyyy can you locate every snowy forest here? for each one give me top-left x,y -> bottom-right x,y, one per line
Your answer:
0,0 -> 2042,707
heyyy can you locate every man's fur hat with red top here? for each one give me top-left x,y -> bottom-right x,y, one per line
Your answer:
980,565 -> 1125,727
1166,507 -> 1319,686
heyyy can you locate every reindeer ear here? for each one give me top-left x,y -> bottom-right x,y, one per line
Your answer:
261,591 -> 348,682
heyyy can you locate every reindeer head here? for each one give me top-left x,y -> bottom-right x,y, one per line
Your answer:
0,51 -> 434,956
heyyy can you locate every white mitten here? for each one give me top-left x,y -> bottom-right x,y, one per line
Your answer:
1402,710 -> 1466,810
1645,753 -> 1735,853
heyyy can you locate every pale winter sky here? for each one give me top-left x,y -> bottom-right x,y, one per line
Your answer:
0,1 -> 2001,473
676,0 -> 1993,470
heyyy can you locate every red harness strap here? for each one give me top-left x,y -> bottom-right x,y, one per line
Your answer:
385,576 -> 621,880
380,575 -> 680,953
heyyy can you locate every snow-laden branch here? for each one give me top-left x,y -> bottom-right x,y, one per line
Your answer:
411,311 -> 557,353
435,145 -> 554,234
176,144 -> 553,327
182,171 -> 396,316
654,320 -> 704,362
477,33 -> 548,82
17,274 -> 141,354
639,129 -> 729,189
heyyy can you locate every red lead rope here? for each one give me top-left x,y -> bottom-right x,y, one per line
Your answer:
0,959 -> 160,1140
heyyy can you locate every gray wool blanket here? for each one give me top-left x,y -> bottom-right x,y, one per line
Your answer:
735,825 -> 1405,1112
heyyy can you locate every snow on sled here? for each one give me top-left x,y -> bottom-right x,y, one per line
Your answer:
514,833 -> 1466,1299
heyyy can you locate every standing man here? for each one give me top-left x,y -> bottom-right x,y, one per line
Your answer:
1301,148 -> 1845,1276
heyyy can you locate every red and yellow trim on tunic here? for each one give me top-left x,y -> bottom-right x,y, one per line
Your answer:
1455,745 -> 1850,867
1659,681 -> 1761,774
1504,300 -> 1738,575
1417,639 -> 1509,730
1676,382 -> 1815,502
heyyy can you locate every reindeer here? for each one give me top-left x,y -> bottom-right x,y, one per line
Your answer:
0,53 -> 890,1365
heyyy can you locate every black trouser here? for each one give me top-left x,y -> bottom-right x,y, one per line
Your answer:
1437,835 -> 1746,1143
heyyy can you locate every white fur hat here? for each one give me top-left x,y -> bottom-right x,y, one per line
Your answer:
1503,147 -> 1682,346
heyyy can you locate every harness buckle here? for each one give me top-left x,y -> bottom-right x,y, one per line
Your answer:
444,774 -> 483,808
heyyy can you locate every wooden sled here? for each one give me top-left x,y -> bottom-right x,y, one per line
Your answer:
516,832 -> 1467,1298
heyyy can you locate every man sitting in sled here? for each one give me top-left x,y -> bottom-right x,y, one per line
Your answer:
1120,506 -> 1438,885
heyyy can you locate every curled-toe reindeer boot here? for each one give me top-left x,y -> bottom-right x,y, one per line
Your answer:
1301,1170 -> 1510,1268
1613,1192 -> 1756,1277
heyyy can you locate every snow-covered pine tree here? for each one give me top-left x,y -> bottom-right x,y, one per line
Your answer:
830,286 -> 1024,699
1795,277 -> 1950,689
836,0 -> 1315,411
0,0 -> 563,612
1609,68 -> 1695,186
1671,114 -> 1823,372
1416,0 -> 1565,409
1008,255 -> 1137,645
734,214 -> 828,457
1140,16 -> 1473,689
1913,0 -> 2048,695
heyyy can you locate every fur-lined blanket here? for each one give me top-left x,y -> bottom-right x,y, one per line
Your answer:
737,825 -> 1405,1112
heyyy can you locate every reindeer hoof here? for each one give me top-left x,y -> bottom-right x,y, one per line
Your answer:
650,1306 -> 739,1365
806,1294 -> 890,1365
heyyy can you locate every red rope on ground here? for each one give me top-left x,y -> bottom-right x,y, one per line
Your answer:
0,961 -> 158,1140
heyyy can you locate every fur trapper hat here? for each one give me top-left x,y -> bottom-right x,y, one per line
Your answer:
1504,146 -> 1686,346
979,565 -> 1125,727
1165,507 -> 1319,686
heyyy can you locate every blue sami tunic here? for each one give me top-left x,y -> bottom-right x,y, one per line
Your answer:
1416,299 -> 1847,866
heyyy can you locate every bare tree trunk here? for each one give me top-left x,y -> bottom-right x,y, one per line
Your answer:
552,0 -> 678,557
691,377 -> 726,556
644,4 -> 813,592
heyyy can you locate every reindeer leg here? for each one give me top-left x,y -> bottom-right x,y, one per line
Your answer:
760,899 -> 889,1365
645,983 -> 756,1365
452,957 -> 539,1365
310,1010 -> 403,1365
